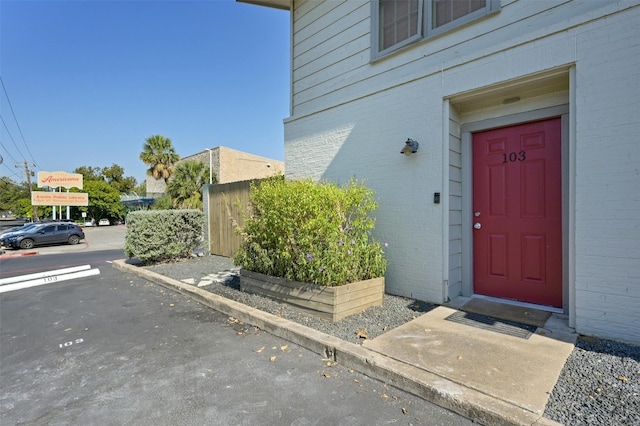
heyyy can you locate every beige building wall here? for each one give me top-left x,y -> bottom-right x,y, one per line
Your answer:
217,146 -> 284,183
147,146 -> 283,194
177,146 -> 284,184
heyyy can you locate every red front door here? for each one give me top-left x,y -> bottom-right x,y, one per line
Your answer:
472,118 -> 562,307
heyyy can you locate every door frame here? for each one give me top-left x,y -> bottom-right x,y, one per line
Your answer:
460,104 -> 570,313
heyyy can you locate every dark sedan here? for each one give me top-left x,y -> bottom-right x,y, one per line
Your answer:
2,222 -> 85,249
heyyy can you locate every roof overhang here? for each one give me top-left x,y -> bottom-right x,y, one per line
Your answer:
236,0 -> 290,11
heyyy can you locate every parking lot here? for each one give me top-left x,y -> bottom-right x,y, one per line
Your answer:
0,223 -> 127,256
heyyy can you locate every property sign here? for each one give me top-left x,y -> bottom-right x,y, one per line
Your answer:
31,191 -> 89,206
37,171 -> 83,189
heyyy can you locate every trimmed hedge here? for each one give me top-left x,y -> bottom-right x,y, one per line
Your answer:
124,209 -> 204,264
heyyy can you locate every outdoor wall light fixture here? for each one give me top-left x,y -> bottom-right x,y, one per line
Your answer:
400,138 -> 419,156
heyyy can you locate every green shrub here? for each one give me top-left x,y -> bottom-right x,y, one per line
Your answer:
234,177 -> 387,286
124,209 -> 204,264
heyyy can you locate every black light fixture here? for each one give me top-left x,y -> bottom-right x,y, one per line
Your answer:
400,138 -> 419,156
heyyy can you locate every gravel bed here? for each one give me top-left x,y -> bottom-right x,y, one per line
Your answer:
145,255 -> 435,344
544,337 -> 639,426
145,254 -> 640,425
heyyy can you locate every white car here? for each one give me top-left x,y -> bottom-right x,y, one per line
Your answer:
98,219 -> 110,226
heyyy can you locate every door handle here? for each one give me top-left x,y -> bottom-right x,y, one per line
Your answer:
474,223 -> 482,230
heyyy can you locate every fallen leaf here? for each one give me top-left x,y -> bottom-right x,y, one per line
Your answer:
270,356 -> 277,362
618,376 -> 629,382
355,328 -> 368,339
380,393 -> 389,399
322,372 -> 330,378
280,345 -> 288,351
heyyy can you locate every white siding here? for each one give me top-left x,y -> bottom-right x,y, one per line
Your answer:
285,0 -> 640,342
572,7 -> 640,343
448,107 -> 462,300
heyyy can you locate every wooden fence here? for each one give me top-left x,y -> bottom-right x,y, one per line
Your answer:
207,179 -> 259,258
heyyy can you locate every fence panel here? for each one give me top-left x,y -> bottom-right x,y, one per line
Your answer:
208,179 -> 257,257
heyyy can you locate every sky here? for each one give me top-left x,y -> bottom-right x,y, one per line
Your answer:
0,0 -> 290,187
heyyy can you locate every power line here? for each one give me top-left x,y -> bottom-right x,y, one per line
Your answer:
0,114 -> 26,162
0,76 -> 38,167
0,139 -> 20,165
1,162 -> 23,182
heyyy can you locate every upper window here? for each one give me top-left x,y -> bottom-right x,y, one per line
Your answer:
378,0 -> 422,51
373,0 -> 500,59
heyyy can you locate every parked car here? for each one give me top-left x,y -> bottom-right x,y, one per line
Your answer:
0,223 -> 42,247
98,219 -> 110,226
3,222 -> 85,250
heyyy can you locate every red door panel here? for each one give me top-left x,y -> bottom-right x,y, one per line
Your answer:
473,118 -> 562,307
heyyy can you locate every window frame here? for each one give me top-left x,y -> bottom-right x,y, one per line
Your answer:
371,0 -> 501,61
373,0 -> 424,58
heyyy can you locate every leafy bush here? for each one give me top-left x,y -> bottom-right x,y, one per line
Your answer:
234,177 -> 387,286
124,209 -> 204,264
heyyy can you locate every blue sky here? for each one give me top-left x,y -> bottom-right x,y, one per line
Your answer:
0,0 -> 289,186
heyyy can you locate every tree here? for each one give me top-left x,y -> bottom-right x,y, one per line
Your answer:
151,195 -> 173,210
82,180 -> 124,221
132,181 -> 146,196
102,164 -> 137,194
139,135 -> 180,183
0,178 -> 29,214
166,160 -> 213,209
74,166 -> 104,181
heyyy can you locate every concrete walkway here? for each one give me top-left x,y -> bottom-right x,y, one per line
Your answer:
114,259 -> 576,426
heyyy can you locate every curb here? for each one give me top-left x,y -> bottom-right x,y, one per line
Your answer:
0,251 -> 38,258
113,259 -> 562,426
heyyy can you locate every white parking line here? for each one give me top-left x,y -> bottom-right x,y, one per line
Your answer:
0,268 -> 100,293
0,265 -> 92,285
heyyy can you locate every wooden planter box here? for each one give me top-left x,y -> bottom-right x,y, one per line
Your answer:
239,269 -> 385,322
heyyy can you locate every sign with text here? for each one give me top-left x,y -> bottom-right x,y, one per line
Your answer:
37,171 -> 83,189
32,191 -> 89,206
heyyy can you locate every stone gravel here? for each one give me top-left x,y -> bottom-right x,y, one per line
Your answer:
145,254 -> 435,344
145,254 -> 640,426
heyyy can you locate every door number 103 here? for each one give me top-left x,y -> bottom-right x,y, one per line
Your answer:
502,151 -> 526,163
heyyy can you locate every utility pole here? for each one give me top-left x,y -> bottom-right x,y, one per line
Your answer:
17,161 -> 38,221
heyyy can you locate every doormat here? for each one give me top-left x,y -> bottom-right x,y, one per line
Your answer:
460,298 -> 552,328
445,310 -> 538,339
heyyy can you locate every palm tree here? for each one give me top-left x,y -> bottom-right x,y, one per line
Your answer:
139,135 -> 180,183
166,160 -> 214,209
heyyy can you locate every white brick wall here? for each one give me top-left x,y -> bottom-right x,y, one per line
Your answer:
286,80 -> 446,302
285,0 -> 640,342
572,7 -> 640,343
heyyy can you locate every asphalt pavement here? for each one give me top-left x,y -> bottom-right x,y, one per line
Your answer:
0,230 -> 472,425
